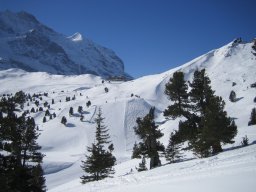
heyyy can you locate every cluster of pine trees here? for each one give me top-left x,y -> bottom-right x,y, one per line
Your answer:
0,91 -> 46,191
164,69 -> 237,158
132,69 -> 238,171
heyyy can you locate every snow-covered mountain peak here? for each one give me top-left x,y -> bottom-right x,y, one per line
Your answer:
68,32 -> 83,42
0,11 -> 130,78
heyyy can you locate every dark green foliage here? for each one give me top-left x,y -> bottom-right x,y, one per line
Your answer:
232,82 -> 236,86
229,90 -> 236,102
165,132 -> 183,163
248,108 -> 256,126
78,106 -> 83,114
131,142 -> 141,159
61,116 -> 67,125
189,69 -> 215,113
241,135 -> 249,146
72,95 -> 76,100
43,116 -> 46,123
66,96 -> 71,102
254,97 -> 256,103
133,107 -> 164,169
104,87 -> 109,93
164,71 -> 189,119
0,96 -> 45,191
137,156 -> 147,172
0,111 -> 3,120
35,100 -> 39,107
80,115 -> 84,122
31,107 -> 35,113
39,107 -> 43,111
167,69 -> 237,158
14,91 -> 26,108
52,99 -> 55,104
45,109 -> 50,116
86,100 -> 91,108
43,101 -> 48,108
69,107 -> 74,116
81,108 -> 116,184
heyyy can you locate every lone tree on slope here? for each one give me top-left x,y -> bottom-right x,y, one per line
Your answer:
81,108 -> 116,183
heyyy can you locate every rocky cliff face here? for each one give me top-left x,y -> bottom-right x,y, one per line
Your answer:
0,11 -> 130,78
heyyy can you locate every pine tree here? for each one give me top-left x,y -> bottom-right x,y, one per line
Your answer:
131,142 -> 141,159
69,107 -> 74,116
0,98 -> 45,191
241,135 -> 249,146
45,109 -> 50,116
172,69 -> 237,158
248,108 -> 256,126
165,132 -> 183,163
31,107 -> 35,113
81,108 -> 116,183
61,116 -> 67,125
136,156 -> 147,172
43,116 -> 46,123
164,71 -> 189,119
229,90 -> 236,102
86,100 -> 91,108
134,107 -> 164,169
78,106 -> 83,114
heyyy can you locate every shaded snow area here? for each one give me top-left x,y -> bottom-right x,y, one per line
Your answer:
0,39 -> 255,191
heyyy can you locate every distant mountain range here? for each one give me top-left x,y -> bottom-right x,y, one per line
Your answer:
0,10 -> 131,78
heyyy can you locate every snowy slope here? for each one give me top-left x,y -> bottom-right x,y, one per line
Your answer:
0,10 -> 129,78
0,38 -> 255,191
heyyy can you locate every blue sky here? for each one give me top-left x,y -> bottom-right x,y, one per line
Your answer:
1,0 -> 255,77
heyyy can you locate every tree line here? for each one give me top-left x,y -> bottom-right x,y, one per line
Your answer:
0,91 -> 46,191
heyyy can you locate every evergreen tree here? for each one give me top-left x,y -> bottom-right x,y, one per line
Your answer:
14,90 -> 26,109
31,107 -> 35,113
86,100 -> 91,108
78,106 -> 83,114
45,109 -> 50,116
164,71 -> 189,119
131,142 -> 141,159
61,116 -> 67,125
52,99 -> 55,104
165,132 -> 183,163
248,108 -> 256,126
133,107 -> 164,169
171,69 -> 237,158
43,116 -> 46,123
69,107 -> 74,116
81,108 -> 116,183
136,156 -> 147,172
0,99 -> 45,191
229,90 -> 236,102
241,135 -> 249,146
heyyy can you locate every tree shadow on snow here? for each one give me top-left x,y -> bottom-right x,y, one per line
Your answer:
234,97 -> 244,102
66,123 -> 76,128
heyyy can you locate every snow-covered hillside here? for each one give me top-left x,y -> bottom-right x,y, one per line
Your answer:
0,38 -> 255,191
0,10 -> 130,78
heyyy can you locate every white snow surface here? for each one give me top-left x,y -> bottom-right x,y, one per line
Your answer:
0,39 -> 256,191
